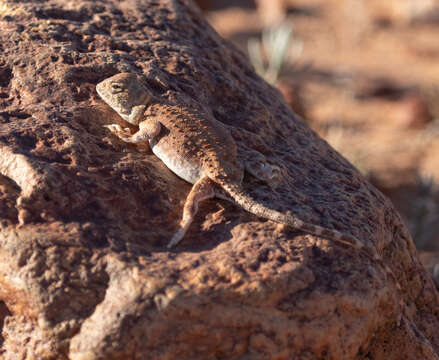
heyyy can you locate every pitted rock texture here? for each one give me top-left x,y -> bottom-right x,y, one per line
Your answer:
0,0 -> 438,359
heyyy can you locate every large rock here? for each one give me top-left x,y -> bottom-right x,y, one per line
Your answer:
0,0 -> 437,359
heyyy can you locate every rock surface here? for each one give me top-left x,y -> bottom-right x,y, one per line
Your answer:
0,0 -> 437,359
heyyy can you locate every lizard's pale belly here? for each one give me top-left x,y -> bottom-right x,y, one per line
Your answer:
151,142 -> 203,184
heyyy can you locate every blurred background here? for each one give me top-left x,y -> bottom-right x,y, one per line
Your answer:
194,0 -> 439,283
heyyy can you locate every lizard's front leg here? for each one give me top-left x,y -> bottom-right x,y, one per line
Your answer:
104,119 -> 161,144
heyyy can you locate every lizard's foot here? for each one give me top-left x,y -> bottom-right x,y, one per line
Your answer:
104,124 -> 136,142
103,124 -> 131,136
167,228 -> 186,249
246,160 -> 282,188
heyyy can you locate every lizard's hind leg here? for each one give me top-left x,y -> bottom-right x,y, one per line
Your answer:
167,176 -> 216,248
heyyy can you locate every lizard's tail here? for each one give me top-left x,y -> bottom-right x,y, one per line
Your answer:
220,182 -> 365,252
220,182 -> 404,307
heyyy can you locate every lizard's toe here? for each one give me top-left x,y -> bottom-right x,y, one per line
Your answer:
106,124 -> 123,132
167,229 -> 185,249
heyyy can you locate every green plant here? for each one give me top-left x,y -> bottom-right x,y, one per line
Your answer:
248,21 -> 302,84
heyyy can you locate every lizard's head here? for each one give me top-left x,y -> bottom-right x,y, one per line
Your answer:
96,73 -> 154,125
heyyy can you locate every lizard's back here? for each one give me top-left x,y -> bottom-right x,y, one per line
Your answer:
147,102 -> 243,185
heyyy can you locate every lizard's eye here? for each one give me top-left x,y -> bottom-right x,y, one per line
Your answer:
111,83 -> 123,92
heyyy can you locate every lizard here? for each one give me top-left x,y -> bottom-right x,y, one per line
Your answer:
96,73 -> 404,305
